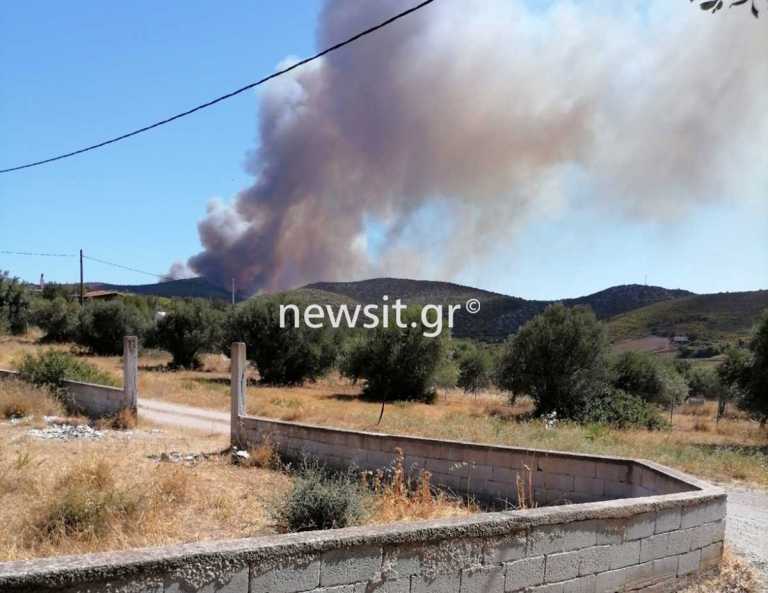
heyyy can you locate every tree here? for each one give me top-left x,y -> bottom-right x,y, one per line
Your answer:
724,312 -> 768,426
688,365 -> 732,420
457,346 -> 493,395
611,351 -> 689,407
31,296 -> 79,342
225,297 -> 338,385
76,299 -> 152,355
151,299 -> 224,368
692,0 -> 763,18
0,272 -> 31,335
341,309 -> 444,406
496,304 -> 609,419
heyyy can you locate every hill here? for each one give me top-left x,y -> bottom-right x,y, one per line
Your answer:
301,279 -> 694,341
90,277 -> 231,300
608,290 -> 768,342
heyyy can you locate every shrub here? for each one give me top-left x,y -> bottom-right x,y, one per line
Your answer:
610,351 -> 689,406
270,465 -> 364,532
150,299 -> 224,368
225,298 -> 338,385
0,272 -> 31,335
496,304 -> 609,419
18,350 -> 117,393
36,459 -> 142,540
457,346 -> 493,394
579,386 -> 668,430
76,300 -> 151,355
31,297 -> 79,342
341,310 -> 443,403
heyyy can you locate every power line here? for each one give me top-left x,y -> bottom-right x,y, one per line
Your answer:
0,250 -> 75,257
0,0 -> 437,174
82,255 -> 165,279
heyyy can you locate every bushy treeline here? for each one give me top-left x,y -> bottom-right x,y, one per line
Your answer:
7,272 -> 768,430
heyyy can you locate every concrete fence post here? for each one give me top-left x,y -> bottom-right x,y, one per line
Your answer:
230,342 -> 246,446
123,336 -> 138,411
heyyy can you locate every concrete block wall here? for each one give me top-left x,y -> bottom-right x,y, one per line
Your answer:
0,336 -> 138,418
0,493 -> 726,592
235,415 -> 692,508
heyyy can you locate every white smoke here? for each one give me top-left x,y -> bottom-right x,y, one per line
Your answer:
185,0 -> 768,294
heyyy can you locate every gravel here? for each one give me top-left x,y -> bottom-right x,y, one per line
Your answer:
722,483 -> 768,589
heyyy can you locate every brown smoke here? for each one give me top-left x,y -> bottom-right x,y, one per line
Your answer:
184,0 -> 768,294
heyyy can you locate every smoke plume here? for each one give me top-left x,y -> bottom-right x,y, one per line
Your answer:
183,0 -> 768,294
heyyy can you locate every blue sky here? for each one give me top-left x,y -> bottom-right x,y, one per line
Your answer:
1,1 -> 766,300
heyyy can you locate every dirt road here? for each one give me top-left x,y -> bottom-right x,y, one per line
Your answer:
138,398 -> 768,585
138,398 -> 229,434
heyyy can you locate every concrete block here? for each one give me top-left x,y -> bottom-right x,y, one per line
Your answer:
624,561 -> 655,590
654,509 -> 681,534
562,575 -> 596,593
691,521 -> 725,549
484,532 -> 527,564
595,463 -> 629,484
681,500 -> 726,529
578,546 -> 612,576
624,513 -> 655,541
545,550 -> 580,583
411,573 -> 460,593
529,522 -> 597,555
603,481 -> 630,499
640,534 -> 669,563
574,477 -> 604,500
504,556 -> 545,592
252,555 -> 320,593
382,545 -> 422,579
652,556 -> 678,579
700,542 -> 723,570
595,520 -> 624,545
321,545 -> 382,586
594,568 -> 626,593
609,541 -> 640,570
460,565 -> 505,593
545,473 -> 575,492
666,530 -> 690,556
493,466 -> 523,484
166,567 -> 249,593
677,550 -> 701,576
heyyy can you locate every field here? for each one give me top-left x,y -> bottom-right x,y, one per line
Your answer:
2,334 -> 767,489
0,375 -> 470,561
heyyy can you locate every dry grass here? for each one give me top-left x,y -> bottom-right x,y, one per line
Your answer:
0,378 -> 65,420
680,550 -> 760,593
363,448 -> 475,524
0,424 -> 288,561
2,335 -> 767,487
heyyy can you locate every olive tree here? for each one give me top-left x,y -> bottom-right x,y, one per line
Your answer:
496,304 -> 609,419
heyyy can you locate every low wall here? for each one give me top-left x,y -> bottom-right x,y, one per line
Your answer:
0,369 -> 132,418
235,415 -> 692,507
0,343 -> 726,592
0,336 -> 138,419
0,488 -> 726,593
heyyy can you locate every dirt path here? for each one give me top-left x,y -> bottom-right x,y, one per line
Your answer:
138,398 -> 768,586
721,483 -> 768,588
138,398 -> 229,435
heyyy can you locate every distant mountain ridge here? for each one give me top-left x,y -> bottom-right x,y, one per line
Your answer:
301,279 -> 695,341
84,275 -> 764,342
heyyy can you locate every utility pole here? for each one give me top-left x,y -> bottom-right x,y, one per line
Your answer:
231,278 -> 236,306
79,249 -> 85,305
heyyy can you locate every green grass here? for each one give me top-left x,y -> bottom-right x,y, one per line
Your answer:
608,290 -> 768,342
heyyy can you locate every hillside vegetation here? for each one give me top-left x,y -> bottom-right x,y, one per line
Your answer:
608,290 -> 768,341
64,275 -> 765,343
